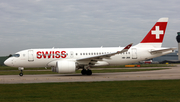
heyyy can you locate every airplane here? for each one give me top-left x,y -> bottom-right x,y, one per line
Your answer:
4,17 -> 176,76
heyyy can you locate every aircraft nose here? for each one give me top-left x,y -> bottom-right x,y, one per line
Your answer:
4,58 -> 12,67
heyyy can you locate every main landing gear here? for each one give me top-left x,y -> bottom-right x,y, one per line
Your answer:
81,66 -> 92,75
18,67 -> 24,76
81,69 -> 92,75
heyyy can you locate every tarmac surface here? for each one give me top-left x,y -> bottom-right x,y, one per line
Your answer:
0,65 -> 180,84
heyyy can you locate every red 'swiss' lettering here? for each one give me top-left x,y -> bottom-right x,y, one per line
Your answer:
41,51 -> 49,58
55,51 -> 60,58
36,51 -> 66,59
37,51 -> 42,59
61,51 -> 66,58
52,51 -> 54,58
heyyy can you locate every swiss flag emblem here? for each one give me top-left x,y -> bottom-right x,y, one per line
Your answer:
141,21 -> 168,43
151,26 -> 164,39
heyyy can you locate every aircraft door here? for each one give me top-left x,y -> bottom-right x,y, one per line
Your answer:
28,50 -> 34,62
132,48 -> 137,59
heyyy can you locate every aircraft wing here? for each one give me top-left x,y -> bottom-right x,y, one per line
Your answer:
76,43 -> 133,64
150,48 -> 177,53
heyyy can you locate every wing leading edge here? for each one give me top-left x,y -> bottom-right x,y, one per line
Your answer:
76,43 -> 133,65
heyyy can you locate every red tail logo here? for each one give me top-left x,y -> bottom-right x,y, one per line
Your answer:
141,18 -> 168,43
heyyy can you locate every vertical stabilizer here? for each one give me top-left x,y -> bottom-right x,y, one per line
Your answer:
135,18 -> 168,48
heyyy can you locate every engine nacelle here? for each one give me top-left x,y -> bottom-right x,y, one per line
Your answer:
52,61 -> 77,73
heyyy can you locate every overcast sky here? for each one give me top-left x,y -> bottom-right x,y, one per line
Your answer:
0,0 -> 180,56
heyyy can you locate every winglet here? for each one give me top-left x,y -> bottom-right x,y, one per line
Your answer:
124,43 -> 133,49
117,43 -> 133,53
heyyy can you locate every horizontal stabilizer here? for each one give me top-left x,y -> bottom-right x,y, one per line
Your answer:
150,48 -> 176,53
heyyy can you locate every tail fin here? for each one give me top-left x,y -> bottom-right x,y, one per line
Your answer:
135,18 -> 168,48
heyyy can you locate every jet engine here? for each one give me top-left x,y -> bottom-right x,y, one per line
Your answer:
52,61 -> 77,73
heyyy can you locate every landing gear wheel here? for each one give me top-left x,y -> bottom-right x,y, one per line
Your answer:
18,67 -> 24,76
87,70 -> 92,75
19,73 -> 23,76
81,69 -> 87,75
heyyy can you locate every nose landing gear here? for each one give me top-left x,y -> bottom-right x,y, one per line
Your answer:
18,67 -> 24,76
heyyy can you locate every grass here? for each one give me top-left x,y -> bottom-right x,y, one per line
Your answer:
0,64 -> 178,101
0,68 -> 169,75
76,68 -> 169,73
0,64 -> 175,70
0,66 -> 51,70
95,64 -> 176,68
0,80 -> 180,102
0,64 -> 173,75
0,70 -> 55,75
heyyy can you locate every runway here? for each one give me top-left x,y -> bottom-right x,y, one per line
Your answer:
0,66 -> 180,84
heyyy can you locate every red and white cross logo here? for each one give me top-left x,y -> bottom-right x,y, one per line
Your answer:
151,26 -> 163,39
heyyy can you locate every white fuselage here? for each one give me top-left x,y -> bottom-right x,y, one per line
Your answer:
5,46 -> 172,68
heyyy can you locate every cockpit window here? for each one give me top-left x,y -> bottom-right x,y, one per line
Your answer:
11,54 -> 20,57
